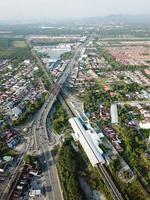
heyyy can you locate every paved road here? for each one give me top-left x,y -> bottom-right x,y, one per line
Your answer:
118,100 -> 150,106
29,41 -> 84,200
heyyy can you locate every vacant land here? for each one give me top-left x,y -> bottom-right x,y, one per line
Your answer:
0,38 -> 31,58
12,40 -> 27,48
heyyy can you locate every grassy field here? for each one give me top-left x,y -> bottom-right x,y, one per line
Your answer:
0,38 -> 31,58
12,40 -> 27,48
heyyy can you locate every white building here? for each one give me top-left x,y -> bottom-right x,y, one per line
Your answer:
69,117 -> 105,166
11,106 -> 22,118
24,60 -> 31,65
111,104 -> 119,124
29,189 -> 41,197
139,121 -> 150,129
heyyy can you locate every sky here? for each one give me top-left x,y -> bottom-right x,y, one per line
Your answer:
0,0 -> 150,21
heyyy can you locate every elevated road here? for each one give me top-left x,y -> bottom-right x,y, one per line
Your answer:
30,42 -> 83,199
32,66 -> 71,200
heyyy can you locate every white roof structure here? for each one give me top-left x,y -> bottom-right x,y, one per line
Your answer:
12,106 -> 22,118
111,104 -> 119,124
24,60 -> 30,65
139,121 -> 150,129
69,117 -> 105,166
29,189 -> 41,197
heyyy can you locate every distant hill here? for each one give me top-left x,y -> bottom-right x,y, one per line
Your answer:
0,14 -> 150,26
74,14 -> 150,25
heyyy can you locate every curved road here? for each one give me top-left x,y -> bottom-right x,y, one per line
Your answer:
30,42 -> 83,199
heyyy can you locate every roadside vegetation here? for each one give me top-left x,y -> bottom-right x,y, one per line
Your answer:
57,139 -> 85,200
57,139 -> 113,200
24,154 -> 41,170
36,68 -> 52,90
51,102 -> 70,134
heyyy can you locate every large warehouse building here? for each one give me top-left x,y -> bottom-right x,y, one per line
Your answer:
69,117 -> 105,166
